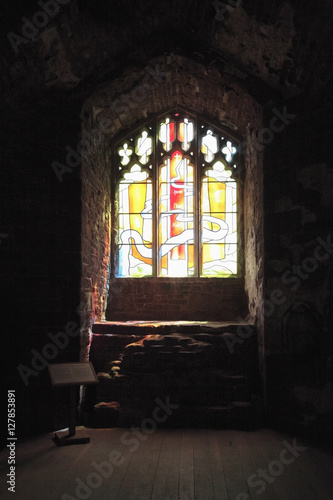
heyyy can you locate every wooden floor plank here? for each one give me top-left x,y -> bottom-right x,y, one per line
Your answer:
193,429 -> 215,500
216,430 -> 250,500
151,429 -> 181,500
230,430 -> 263,500
55,428 -> 131,500
178,429 -> 195,500
1,427 -> 333,500
98,428 -> 139,500
207,430 -> 229,500
258,429 -> 302,500
275,431 -> 333,500
266,429 -> 333,500
262,429 -> 317,500
115,428 -> 163,500
3,431 -> 94,500
243,429 -> 284,500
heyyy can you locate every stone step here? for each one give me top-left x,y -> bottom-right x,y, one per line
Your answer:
85,321 -> 262,430
92,320 -> 255,336
96,371 -> 252,406
116,402 -> 256,430
90,324 -> 259,380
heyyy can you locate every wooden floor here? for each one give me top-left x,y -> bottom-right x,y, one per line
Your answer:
1,427 -> 333,500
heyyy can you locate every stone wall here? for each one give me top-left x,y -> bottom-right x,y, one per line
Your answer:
1,99 -> 82,439
243,122 -> 265,377
264,99 -> 333,441
80,123 -> 111,361
87,326 -> 261,428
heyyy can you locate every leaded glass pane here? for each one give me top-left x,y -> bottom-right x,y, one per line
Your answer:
222,140 -> 237,162
201,130 -> 218,162
159,118 -> 175,152
117,166 -> 152,277
118,142 -> 133,166
201,244 -> 237,276
136,131 -> 152,165
201,161 -> 237,276
178,118 -> 194,151
158,151 -> 194,277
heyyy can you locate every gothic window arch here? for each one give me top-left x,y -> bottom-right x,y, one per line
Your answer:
114,109 -> 241,278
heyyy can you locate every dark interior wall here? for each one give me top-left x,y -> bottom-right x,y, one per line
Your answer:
1,98 -> 82,440
264,98 -> 333,440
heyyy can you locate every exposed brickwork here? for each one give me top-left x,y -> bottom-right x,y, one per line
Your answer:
84,54 -> 261,138
106,278 -> 247,321
244,125 -> 265,372
80,138 -> 111,360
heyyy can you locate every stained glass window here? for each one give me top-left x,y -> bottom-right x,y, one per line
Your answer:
115,111 -> 240,278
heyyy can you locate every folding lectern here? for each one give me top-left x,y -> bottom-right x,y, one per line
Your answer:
48,362 -> 98,446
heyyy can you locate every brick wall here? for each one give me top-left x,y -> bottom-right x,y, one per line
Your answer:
106,278 -> 247,321
80,136 -> 111,361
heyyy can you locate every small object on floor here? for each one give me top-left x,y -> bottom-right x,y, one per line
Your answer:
93,401 -> 120,428
53,427 -> 90,446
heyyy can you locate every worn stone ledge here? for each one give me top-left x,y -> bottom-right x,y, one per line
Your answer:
92,320 -> 255,335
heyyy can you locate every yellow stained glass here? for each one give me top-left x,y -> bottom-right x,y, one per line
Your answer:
201,161 -> 237,276
117,165 -> 152,277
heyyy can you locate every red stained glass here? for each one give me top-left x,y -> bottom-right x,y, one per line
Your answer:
170,151 -> 185,259
169,122 -> 175,142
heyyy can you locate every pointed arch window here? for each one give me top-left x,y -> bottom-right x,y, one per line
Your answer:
114,110 -> 240,278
